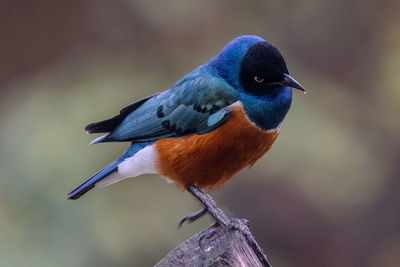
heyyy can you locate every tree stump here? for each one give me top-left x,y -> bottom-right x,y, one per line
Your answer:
156,218 -> 271,267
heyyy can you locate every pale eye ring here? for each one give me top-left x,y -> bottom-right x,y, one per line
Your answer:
253,76 -> 264,83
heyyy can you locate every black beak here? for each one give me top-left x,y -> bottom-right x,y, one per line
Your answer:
274,73 -> 306,93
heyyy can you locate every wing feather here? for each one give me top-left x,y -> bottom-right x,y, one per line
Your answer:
89,76 -> 238,143
85,93 -> 159,134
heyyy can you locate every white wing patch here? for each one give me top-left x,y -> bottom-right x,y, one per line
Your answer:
95,145 -> 158,187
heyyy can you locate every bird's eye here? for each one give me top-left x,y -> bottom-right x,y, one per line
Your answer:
253,76 -> 264,83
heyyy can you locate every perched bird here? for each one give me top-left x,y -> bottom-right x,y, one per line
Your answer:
68,35 -> 305,224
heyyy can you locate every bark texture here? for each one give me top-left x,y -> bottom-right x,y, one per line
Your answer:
156,218 -> 271,267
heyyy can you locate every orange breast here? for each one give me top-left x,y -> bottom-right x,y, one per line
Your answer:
154,103 -> 280,190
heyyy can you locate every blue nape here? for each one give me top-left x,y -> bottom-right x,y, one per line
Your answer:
211,35 -> 264,89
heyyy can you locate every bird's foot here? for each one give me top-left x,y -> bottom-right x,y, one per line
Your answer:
180,185 -> 230,227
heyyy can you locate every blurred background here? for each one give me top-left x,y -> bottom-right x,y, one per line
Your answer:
0,0 -> 399,266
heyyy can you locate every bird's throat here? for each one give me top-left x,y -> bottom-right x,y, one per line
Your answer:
239,87 -> 292,131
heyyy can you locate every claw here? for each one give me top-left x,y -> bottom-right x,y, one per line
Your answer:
182,185 -> 231,227
178,208 -> 208,228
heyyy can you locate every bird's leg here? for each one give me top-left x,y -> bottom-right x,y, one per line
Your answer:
179,185 -> 230,227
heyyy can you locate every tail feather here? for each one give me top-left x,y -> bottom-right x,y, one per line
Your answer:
84,93 -> 159,134
67,159 -> 120,200
67,140 -> 156,200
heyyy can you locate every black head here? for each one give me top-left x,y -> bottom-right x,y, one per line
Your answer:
240,41 -> 305,95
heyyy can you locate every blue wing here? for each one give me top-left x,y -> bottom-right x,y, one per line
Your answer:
87,75 -> 238,144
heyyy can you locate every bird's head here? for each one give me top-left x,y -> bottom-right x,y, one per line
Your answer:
213,35 -> 305,96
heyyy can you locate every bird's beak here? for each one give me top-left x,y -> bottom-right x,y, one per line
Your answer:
279,73 -> 306,93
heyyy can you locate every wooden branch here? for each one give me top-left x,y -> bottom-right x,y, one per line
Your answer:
156,218 -> 271,267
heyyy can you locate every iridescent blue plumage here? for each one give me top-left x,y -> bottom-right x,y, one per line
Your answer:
89,75 -> 237,143
88,35 -> 292,143
238,86 -> 292,130
210,35 -> 293,130
211,35 -> 264,89
68,35 -> 304,200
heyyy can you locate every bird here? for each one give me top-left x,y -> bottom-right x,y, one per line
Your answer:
67,35 -> 305,225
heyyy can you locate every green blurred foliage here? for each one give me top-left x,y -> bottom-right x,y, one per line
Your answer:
0,0 -> 399,266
